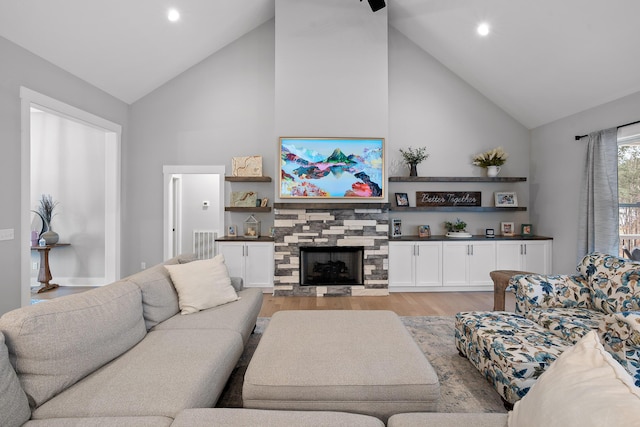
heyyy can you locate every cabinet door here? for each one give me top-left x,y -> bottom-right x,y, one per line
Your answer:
388,242 -> 416,288
468,242 -> 496,286
495,241 -> 524,270
244,242 -> 274,287
217,242 -> 245,280
415,242 -> 442,287
523,241 -> 552,274
442,242 -> 470,286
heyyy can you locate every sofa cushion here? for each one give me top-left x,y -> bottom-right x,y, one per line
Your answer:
31,329 -> 243,419
509,330 -> 640,427
0,280 -> 146,408
24,416 -> 173,427
525,307 -> 606,344
172,408 -> 386,427
164,255 -> 239,315
126,263 -> 180,330
0,332 -> 30,427
152,288 -> 262,344
577,252 -> 640,314
510,274 -> 592,314
387,412 -> 508,427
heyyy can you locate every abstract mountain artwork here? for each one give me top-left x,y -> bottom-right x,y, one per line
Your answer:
279,137 -> 384,198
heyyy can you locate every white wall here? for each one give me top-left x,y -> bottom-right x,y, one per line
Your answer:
125,20 -> 276,276
0,36 -> 127,315
531,90 -> 640,273
389,28 -> 530,235
30,109 -> 106,281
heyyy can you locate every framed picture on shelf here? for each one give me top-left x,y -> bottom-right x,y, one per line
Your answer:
501,222 -> 515,236
395,192 -> 409,207
390,218 -> 402,238
228,225 -> 237,237
521,223 -> 533,237
418,225 -> 431,238
494,191 -> 518,207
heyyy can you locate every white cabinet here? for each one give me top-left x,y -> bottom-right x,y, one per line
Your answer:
496,240 -> 552,274
217,241 -> 274,288
389,241 -> 442,289
442,241 -> 496,288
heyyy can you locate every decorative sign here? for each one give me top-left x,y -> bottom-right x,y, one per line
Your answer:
416,191 -> 481,207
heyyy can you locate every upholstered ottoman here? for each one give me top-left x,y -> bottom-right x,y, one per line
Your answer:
243,310 -> 440,422
455,311 -> 570,405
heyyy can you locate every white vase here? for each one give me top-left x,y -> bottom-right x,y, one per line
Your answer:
486,166 -> 501,177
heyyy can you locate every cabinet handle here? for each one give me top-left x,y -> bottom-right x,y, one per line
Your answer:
245,246 -> 248,257
523,244 -> 527,255
415,245 -> 420,257
520,244 -> 523,255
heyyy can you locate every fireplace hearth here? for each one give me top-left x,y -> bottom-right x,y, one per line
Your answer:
300,246 -> 363,286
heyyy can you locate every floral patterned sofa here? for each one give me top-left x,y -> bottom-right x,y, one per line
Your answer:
455,252 -> 640,406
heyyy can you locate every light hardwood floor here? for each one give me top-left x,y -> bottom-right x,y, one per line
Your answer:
32,287 -> 516,317
259,291 -> 516,317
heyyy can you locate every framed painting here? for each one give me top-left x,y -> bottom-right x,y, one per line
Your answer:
279,137 -> 384,199
494,191 -> 518,207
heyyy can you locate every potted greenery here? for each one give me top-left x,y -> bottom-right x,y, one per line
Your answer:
399,146 -> 429,177
444,218 -> 470,237
472,146 -> 508,177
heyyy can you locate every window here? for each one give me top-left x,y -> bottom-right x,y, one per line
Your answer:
618,123 -> 640,259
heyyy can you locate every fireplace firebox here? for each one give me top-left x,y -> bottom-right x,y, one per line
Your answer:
300,246 -> 364,286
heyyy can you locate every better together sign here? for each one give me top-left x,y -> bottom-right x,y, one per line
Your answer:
416,191 -> 481,207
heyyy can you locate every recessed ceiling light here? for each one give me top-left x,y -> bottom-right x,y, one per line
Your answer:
477,22 -> 490,36
167,8 -> 180,22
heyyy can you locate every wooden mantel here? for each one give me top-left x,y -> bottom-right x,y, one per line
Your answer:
274,202 -> 390,210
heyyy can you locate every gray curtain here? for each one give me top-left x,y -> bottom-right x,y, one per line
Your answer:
577,127 -> 619,259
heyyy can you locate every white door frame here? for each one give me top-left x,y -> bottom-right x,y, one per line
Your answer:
163,165 -> 225,260
20,87 -> 122,306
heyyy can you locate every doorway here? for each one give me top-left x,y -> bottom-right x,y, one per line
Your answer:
163,165 -> 225,260
20,87 -> 121,307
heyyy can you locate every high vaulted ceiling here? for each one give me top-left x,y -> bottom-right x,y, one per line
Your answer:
1,0 -> 639,129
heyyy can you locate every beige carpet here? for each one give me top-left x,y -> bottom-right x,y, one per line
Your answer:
216,315 -> 506,414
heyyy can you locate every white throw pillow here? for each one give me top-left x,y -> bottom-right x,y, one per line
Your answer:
508,330 -> 640,427
164,255 -> 239,314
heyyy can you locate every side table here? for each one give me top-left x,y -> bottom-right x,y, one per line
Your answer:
30,243 -> 71,293
489,270 -> 532,311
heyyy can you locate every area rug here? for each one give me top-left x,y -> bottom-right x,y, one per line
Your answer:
216,316 -> 506,414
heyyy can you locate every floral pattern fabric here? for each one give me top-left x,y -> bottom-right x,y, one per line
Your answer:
601,311 -> 640,387
457,252 -> 640,403
455,311 -> 569,404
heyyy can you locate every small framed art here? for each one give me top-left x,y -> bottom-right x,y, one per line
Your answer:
418,225 -> 431,238
227,225 -> 237,237
391,218 -> 402,238
494,192 -> 518,207
521,224 -> 533,237
501,222 -> 515,237
395,193 -> 409,207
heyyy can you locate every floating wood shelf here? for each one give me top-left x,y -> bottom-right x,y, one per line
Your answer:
389,206 -> 527,212
388,177 -> 526,183
225,207 -> 272,212
225,176 -> 272,182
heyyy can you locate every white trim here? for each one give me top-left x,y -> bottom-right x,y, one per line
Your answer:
20,87 -> 122,306
163,165 -> 225,260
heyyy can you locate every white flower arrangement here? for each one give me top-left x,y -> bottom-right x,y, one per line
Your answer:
472,147 -> 508,168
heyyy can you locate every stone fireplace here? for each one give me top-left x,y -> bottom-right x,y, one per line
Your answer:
273,203 -> 389,297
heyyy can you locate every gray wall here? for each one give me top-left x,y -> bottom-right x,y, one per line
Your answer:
179,173 -> 222,253
0,35 -> 128,315
125,20 -> 276,276
531,90 -> 640,273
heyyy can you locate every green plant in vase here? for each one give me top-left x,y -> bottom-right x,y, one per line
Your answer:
399,146 -> 429,177
444,218 -> 467,234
